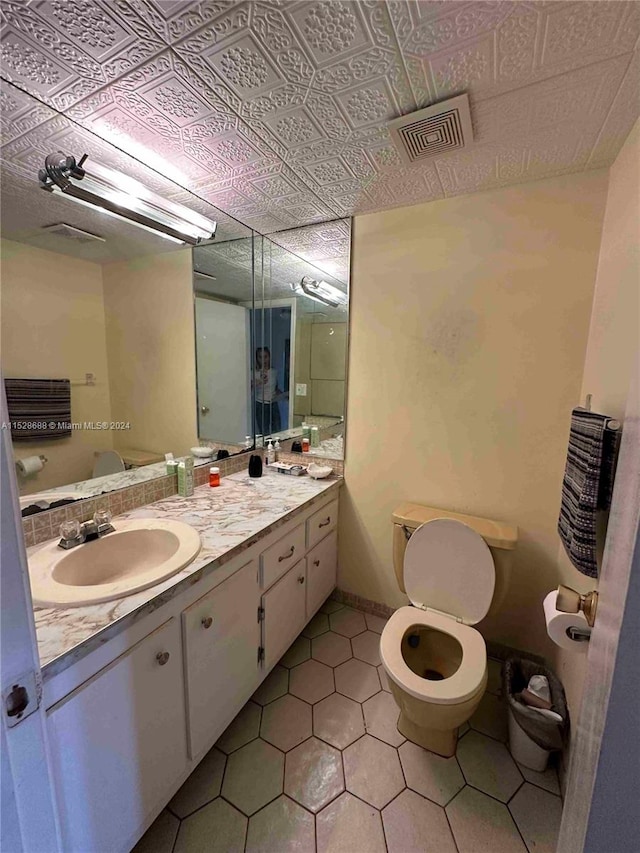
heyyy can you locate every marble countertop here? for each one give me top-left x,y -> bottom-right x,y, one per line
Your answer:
31,470 -> 342,680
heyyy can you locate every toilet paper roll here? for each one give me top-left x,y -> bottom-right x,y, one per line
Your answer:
543,590 -> 590,653
16,455 -> 44,477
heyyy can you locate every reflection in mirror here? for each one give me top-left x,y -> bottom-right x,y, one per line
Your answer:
0,83 -> 251,515
258,222 -> 351,460
192,237 -> 255,454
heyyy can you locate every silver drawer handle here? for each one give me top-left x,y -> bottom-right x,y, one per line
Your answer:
156,651 -> 170,666
313,559 -> 320,567
201,616 -> 213,629
319,518 -> 331,528
278,545 -> 295,563
298,575 -> 305,584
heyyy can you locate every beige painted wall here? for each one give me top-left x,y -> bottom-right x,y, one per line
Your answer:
102,250 -> 197,458
554,121 -> 640,716
340,171 -> 609,659
0,239 -> 114,492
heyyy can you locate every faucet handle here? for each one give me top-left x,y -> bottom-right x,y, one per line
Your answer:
94,509 -> 112,527
60,519 -> 81,541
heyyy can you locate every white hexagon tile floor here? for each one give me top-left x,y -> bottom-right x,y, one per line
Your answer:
134,600 -> 563,853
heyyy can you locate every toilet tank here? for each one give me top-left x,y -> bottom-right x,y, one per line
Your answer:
392,503 -> 518,615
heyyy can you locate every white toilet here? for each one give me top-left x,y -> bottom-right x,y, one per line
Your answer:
380,503 -> 517,757
92,450 -> 125,478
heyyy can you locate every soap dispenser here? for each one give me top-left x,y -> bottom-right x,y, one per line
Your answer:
266,440 -> 275,465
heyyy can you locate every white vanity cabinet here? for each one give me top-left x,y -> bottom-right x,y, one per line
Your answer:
42,489 -> 340,853
182,558 -> 260,759
47,618 -> 186,853
260,557 -> 308,670
306,530 -> 338,617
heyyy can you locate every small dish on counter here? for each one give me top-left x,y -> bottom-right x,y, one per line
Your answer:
190,446 -> 214,458
307,463 -> 333,479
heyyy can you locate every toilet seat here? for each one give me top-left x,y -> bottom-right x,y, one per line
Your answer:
380,606 -> 487,705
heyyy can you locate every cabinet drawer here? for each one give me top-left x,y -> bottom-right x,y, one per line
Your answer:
260,523 -> 306,590
307,531 -> 338,617
307,499 -> 338,549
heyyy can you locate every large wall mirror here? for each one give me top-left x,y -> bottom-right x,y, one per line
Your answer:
0,84 -> 250,515
1,83 -> 350,519
193,222 -> 350,460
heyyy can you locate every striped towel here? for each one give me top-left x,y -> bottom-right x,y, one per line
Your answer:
5,378 -> 71,441
558,408 -> 621,578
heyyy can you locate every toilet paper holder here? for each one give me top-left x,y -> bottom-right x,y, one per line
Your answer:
556,584 -> 598,627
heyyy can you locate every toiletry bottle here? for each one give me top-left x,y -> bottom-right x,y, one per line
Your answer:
274,439 -> 280,461
311,426 -> 320,448
178,458 -> 194,497
266,440 -> 275,465
302,422 -> 311,442
302,437 -> 310,453
244,435 -> 252,450
209,466 -> 220,487
248,454 -> 263,478
165,452 -> 177,475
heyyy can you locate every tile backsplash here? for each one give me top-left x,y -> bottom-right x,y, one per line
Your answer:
22,451 -> 254,547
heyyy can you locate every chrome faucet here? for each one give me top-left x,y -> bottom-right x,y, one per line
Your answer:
58,510 -> 115,550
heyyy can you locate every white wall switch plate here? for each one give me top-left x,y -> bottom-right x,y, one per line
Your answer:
296,383 -> 307,396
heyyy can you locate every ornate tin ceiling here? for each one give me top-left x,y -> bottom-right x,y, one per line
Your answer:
1,0 -> 639,251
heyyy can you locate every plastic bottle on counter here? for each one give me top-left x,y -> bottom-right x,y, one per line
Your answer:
302,437 -> 310,453
266,440 -> 275,465
209,466 -> 220,487
274,439 -> 281,461
311,426 -> 320,448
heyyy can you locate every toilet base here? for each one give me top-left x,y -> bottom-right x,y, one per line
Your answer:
397,712 -> 457,758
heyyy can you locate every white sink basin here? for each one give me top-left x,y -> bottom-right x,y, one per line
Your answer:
29,519 -> 201,607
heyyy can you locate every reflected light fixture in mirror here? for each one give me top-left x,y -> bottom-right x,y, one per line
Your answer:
291,276 -> 348,308
38,153 -> 217,246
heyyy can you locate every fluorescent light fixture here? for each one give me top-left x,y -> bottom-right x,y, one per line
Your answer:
38,152 -> 216,245
291,276 -> 347,308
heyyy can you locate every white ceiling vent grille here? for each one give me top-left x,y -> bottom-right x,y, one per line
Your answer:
40,223 -> 106,244
388,94 -> 473,165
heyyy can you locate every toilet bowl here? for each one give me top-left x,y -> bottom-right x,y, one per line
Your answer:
380,508 -> 518,757
92,450 -> 125,478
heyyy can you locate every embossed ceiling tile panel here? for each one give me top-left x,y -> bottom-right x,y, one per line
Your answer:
539,1 -> 640,74
388,0 -> 515,107
0,0 -> 165,109
588,50 -> 640,168
472,54 -> 632,147
390,1 -> 640,107
134,0 -> 243,44
0,79 -> 51,143
356,160 -> 444,212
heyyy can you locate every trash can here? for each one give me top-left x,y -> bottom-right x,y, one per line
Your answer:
503,657 -> 568,771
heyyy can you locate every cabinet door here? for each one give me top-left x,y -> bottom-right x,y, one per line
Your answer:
183,559 -> 260,758
306,530 -> 338,617
47,618 -> 186,853
262,558 -> 307,671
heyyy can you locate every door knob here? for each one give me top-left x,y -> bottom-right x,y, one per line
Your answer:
201,616 -> 213,629
156,651 -> 170,666
200,405 -> 210,415
556,585 -> 598,627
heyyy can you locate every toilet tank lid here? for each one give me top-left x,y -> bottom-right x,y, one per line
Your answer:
392,503 -> 517,551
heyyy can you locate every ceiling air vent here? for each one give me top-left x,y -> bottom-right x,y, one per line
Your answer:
40,223 -> 106,244
387,93 -> 473,165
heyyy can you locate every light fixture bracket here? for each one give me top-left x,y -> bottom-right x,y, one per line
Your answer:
38,152 -> 216,246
